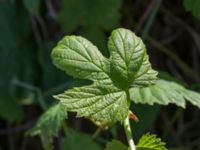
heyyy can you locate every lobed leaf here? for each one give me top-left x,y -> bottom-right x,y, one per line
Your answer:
108,28 -> 157,89
130,80 -> 200,109
54,83 -> 129,126
52,28 -> 200,127
136,133 -> 167,150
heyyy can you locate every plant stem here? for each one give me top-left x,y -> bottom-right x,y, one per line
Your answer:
124,115 -> 136,150
124,90 -> 136,150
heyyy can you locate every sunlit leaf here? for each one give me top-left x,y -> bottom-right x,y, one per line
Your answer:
108,28 -> 157,89
130,79 -> 200,109
136,133 -> 167,150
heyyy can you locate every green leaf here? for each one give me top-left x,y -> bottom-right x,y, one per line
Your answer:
58,0 -> 121,32
51,36 -> 109,81
54,83 -> 129,126
136,133 -> 167,150
0,94 -> 23,122
57,0 -> 121,55
29,103 -> 67,150
108,28 -> 157,89
60,132 -> 101,150
105,140 -> 128,150
23,0 -> 40,15
130,79 -> 200,109
184,0 -> 200,19
52,28 -> 199,126
0,2 -> 31,122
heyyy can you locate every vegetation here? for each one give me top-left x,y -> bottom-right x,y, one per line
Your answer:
0,0 -> 200,150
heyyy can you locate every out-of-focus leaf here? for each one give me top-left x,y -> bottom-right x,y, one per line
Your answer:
58,0 -> 121,31
60,132 -> 101,150
29,103 -> 67,150
23,0 -> 40,15
58,0 -> 122,53
184,0 -> 200,19
82,26 -> 108,55
0,94 -> 23,122
105,140 -> 128,150
0,1 -> 32,122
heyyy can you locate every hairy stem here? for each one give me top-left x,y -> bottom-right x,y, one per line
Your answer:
124,115 -> 136,150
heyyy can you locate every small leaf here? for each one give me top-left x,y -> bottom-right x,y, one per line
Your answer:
136,133 -> 167,150
29,103 -> 67,149
51,36 -> 109,81
108,28 -> 157,89
184,0 -> 200,19
23,0 -> 40,15
130,79 -> 200,109
105,140 -> 128,150
54,83 -> 129,126
60,132 -> 101,150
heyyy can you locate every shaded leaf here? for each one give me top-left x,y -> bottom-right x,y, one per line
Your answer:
60,132 -> 101,150
57,0 -> 121,54
0,94 -> 23,122
0,1 -> 31,122
58,0 -> 121,32
23,0 -> 40,15
29,103 -> 67,150
105,140 -> 128,150
184,0 -> 200,19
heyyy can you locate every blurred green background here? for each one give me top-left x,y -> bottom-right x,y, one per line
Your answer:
0,0 -> 200,149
